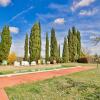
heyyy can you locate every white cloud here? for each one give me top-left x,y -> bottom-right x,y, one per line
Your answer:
90,35 -> 96,39
79,8 -> 98,16
9,27 -> 19,34
0,0 -> 11,7
54,18 -> 65,24
71,0 -> 95,11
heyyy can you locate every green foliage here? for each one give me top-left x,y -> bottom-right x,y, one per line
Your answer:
72,27 -> 78,61
0,26 -> 12,61
24,33 -> 28,61
0,70 -> 14,75
29,22 -> 41,62
58,44 -> 60,58
62,37 -> 69,63
45,32 -> 49,63
50,28 -> 58,62
6,69 -> 100,100
39,22 -> 41,59
68,27 -> 81,62
57,44 -> 61,63
77,31 -> 81,58
67,29 -> 72,61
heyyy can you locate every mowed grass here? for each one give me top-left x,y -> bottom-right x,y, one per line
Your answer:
5,65 -> 100,100
0,65 -> 74,75
0,63 -> 96,75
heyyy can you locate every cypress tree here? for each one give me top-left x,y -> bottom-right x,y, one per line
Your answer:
45,32 -> 49,63
68,27 -> 81,62
68,29 -> 72,61
77,30 -> 81,58
39,22 -> 41,59
24,33 -> 28,61
59,44 -> 60,58
50,28 -> 58,62
71,27 -> 78,62
62,37 -> 69,63
57,44 -> 61,63
0,26 -> 12,61
29,22 -> 41,62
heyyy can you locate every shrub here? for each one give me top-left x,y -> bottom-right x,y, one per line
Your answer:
8,52 -> 17,65
77,57 -> 88,63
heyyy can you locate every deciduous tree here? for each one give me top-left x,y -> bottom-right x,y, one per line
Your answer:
8,52 -> 16,64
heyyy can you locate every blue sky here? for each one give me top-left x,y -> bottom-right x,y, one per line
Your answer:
0,0 -> 100,57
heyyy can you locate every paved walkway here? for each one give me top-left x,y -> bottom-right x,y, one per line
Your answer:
0,66 -> 94,100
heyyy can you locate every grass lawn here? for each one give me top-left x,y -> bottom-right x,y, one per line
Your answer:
0,64 -> 74,75
5,65 -> 100,100
0,63 -> 96,75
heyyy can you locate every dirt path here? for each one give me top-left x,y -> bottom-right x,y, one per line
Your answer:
0,89 -> 9,100
0,66 -> 94,100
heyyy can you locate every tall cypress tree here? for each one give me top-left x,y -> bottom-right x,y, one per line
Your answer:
57,44 -> 61,63
59,44 -> 60,58
77,30 -> 81,58
45,32 -> 49,63
50,28 -> 58,62
39,22 -> 41,59
68,29 -> 72,61
24,33 -> 28,61
29,22 -> 41,62
62,37 -> 69,63
71,27 -> 78,62
68,27 -> 81,62
0,26 -> 12,61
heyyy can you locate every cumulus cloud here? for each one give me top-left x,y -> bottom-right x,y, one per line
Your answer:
0,0 -> 11,7
9,27 -> 19,34
54,18 -> 65,24
71,0 -> 95,11
79,8 -> 98,16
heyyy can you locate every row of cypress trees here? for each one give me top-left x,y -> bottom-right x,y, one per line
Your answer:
45,29 -> 62,63
24,22 -> 81,63
0,24 -> 81,63
0,26 -> 12,62
45,27 -> 81,63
